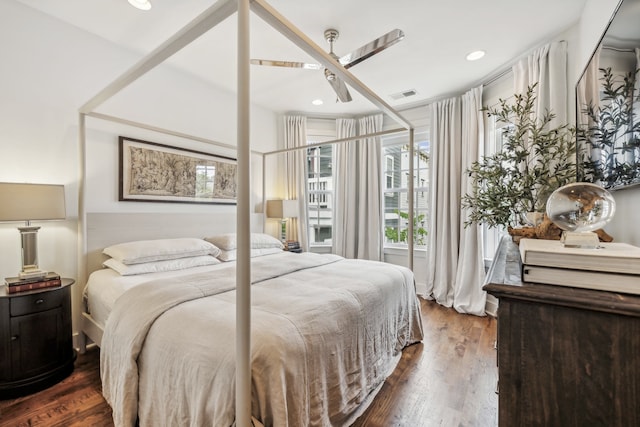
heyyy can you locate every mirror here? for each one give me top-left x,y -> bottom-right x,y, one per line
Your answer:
576,0 -> 640,190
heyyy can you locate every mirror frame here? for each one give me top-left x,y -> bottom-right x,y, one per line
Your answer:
575,0 -> 640,190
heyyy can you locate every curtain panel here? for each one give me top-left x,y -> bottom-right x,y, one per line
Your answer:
426,86 -> 486,316
333,114 -> 383,261
283,115 -> 309,251
333,118 -> 357,258
513,40 -> 568,128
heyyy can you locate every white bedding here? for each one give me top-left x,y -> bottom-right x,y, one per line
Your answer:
83,263 -> 227,328
97,252 -> 424,426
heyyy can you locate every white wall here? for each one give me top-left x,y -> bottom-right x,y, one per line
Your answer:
0,1 -> 278,336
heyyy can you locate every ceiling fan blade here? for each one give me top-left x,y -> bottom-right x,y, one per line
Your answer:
327,75 -> 352,103
250,59 -> 322,70
339,28 -> 405,69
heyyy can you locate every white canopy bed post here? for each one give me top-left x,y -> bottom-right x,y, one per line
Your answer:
408,128 -> 415,271
77,111 -> 88,352
236,0 -> 252,424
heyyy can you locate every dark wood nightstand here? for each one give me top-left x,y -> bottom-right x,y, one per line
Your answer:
0,278 -> 75,399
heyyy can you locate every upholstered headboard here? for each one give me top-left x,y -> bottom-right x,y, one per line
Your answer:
85,212 -> 263,275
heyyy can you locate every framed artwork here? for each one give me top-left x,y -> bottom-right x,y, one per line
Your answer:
119,136 -> 237,204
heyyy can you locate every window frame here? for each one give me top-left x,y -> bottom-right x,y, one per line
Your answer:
381,130 -> 430,249
306,129 -> 336,247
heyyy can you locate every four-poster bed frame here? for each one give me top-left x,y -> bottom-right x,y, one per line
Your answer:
77,0 -> 416,424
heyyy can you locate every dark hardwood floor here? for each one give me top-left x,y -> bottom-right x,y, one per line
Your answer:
0,299 -> 497,426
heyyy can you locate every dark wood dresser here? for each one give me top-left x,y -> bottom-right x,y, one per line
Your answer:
484,236 -> 640,427
0,278 -> 75,399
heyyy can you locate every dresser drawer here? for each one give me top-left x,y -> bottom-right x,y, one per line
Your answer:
10,288 -> 65,317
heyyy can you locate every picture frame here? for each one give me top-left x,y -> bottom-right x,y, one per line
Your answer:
119,136 -> 237,204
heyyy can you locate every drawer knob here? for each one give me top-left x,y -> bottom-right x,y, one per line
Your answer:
34,299 -> 44,305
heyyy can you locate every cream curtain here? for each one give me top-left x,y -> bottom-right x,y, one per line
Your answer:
333,119 -> 357,257
454,87 -> 486,314
356,114 -> 384,261
426,86 -> 486,316
513,40 -> 568,127
333,114 -> 383,260
283,115 -> 309,251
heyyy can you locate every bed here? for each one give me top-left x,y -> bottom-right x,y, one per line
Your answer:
80,214 -> 424,427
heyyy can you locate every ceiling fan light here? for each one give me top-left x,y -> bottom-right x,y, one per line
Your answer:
128,0 -> 152,11
466,50 -> 485,61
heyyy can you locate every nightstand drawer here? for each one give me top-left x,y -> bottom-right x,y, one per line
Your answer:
10,289 -> 65,317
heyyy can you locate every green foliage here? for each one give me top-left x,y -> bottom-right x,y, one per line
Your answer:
385,210 -> 428,245
577,67 -> 640,188
462,84 -> 576,229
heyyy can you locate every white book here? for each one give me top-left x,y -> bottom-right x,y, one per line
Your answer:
522,265 -> 640,295
519,238 -> 640,275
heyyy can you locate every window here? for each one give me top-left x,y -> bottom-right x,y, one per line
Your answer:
306,136 -> 334,246
385,155 -> 394,192
481,114 -> 512,257
195,165 -> 215,197
382,132 -> 430,247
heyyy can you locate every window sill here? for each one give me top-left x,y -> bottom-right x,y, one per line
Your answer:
383,246 -> 427,257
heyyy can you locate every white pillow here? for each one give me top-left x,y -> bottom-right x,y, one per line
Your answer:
205,233 -> 283,251
103,255 -> 221,276
103,238 -> 221,265
217,247 -> 283,262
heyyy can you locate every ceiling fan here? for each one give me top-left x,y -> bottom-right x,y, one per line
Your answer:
251,28 -> 405,103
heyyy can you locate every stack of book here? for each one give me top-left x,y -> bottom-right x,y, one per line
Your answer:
284,240 -> 302,253
4,272 -> 62,294
519,238 -> 640,295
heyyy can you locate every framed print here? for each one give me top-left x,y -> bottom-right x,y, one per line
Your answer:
119,136 -> 237,204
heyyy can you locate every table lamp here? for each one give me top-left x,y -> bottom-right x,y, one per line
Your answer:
266,199 -> 298,241
0,183 -> 66,279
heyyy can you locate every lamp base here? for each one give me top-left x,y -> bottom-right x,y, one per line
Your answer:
561,231 -> 600,249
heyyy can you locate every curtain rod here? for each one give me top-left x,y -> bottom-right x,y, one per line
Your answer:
602,45 -> 636,53
263,127 -> 408,156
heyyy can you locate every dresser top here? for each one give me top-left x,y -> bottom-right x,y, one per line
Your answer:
483,236 -> 640,317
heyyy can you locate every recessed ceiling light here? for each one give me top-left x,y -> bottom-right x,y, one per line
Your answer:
312,99 -> 323,106
128,0 -> 152,11
466,50 -> 485,61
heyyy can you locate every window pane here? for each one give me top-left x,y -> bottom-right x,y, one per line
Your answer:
307,195 -> 332,244
382,132 -> 430,248
306,142 -> 334,245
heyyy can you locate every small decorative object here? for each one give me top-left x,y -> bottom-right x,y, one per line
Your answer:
462,84 -> 576,231
545,182 -> 616,248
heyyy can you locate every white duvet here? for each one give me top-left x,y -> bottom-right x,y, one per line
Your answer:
101,252 -> 423,427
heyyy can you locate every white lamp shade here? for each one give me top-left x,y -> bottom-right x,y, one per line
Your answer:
0,183 -> 66,222
266,199 -> 298,219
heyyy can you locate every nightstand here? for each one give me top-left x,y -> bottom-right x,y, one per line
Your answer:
0,278 -> 75,399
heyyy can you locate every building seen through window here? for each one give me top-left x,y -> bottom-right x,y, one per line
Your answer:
307,141 -> 333,245
382,132 -> 430,247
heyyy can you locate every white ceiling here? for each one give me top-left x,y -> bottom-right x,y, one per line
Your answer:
16,0 -> 587,116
